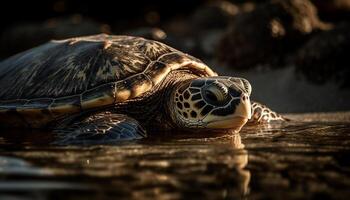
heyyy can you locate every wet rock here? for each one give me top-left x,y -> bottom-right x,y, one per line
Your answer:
218,0 -> 331,70
293,23 -> 350,88
0,15 -> 110,59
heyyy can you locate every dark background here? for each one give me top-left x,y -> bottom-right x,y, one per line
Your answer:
0,0 -> 202,26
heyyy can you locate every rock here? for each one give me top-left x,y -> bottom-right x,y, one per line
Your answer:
293,23 -> 350,88
124,27 -> 167,41
311,0 -> 350,22
197,29 -> 225,60
124,26 -> 195,56
184,1 -> 241,60
218,0 -> 331,70
191,1 -> 239,30
0,15 -> 110,59
160,1 -> 240,61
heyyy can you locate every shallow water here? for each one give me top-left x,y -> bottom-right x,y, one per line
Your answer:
0,113 -> 349,200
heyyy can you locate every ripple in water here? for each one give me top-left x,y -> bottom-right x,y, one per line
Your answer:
0,112 -> 349,199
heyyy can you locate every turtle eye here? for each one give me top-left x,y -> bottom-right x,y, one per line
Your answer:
203,83 -> 228,106
204,90 -> 218,102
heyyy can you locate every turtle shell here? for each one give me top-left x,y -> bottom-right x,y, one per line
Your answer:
0,34 -> 216,127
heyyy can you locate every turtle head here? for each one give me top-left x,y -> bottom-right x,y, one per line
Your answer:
171,77 -> 252,131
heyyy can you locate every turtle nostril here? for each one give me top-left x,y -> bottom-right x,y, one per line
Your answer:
241,94 -> 249,101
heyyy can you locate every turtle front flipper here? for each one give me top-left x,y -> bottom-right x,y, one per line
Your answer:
248,101 -> 286,124
53,112 -> 146,145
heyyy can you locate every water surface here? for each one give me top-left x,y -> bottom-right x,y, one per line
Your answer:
0,112 -> 349,200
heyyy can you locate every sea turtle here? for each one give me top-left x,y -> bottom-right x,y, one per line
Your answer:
0,34 -> 284,144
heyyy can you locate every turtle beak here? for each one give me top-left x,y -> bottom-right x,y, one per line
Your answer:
224,93 -> 251,131
234,93 -> 252,120
204,94 -> 251,131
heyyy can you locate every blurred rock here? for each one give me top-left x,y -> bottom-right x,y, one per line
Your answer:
185,1 -> 241,60
191,1 -> 239,30
124,27 -> 192,54
294,23 -> 350,88
218,0 -> 331,70
0,15 -> 110,59
311,0 -> 350,22
160,1 -> 241,61
124,27 -> 167,41
165,29 -> 226,61
124,26 -> 197,56
196,29 -> 225,59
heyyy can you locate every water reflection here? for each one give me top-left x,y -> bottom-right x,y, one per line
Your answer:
0,155 -> 52,176
0,114 -> 349,199
229,134 -> 250,197
0,132 -> 251,199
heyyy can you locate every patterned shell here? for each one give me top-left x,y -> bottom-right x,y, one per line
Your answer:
0,34 -> 216,127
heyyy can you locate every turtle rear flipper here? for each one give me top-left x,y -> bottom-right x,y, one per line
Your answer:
249,101 -> 287,124
54,112 -> 146,145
